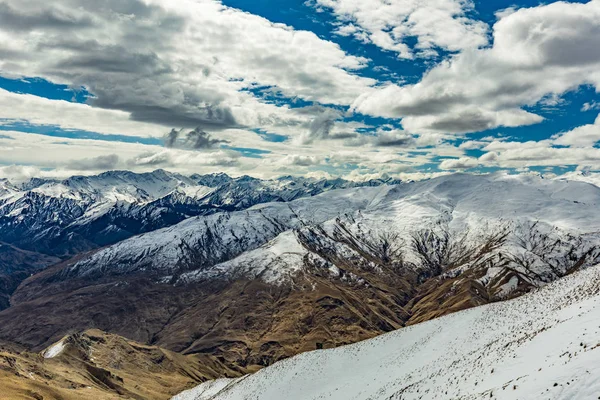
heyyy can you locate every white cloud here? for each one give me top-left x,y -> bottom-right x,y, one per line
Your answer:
439,156 -> 479,170
0,0 -> 376,134
311,0 -> 488,59
459,140 -> 490,150
3,0 -> 599,178
352,0 -> 600,134
279,154 -> 323,166
553,114 -> 600,148
0,128 -> 456,180
0,89 -> 166,137
476,135 -> 600,170
0,165 -> 61,183
582,101 -> 600,112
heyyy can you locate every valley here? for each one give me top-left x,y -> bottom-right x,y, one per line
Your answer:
1,171 -> 600,399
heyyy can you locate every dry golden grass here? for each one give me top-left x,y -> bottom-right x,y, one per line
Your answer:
0,329 -> 241,400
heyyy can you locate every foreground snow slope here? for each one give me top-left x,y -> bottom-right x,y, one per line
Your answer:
174,265 -> 600,400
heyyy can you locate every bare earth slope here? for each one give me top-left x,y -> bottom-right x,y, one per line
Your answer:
0,329 -> 242,400
0,242 -> 59,310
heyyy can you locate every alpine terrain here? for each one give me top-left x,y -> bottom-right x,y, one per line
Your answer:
0,171 -> 599,400
4,0 -> 600,397
173,262 -> 600,400
0,170 -> 396,310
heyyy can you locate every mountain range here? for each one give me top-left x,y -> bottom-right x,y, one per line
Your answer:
1,170 -> 599,399
0,170 -> 398,310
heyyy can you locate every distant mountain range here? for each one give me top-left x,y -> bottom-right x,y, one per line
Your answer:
0,170 -> 399,311
0,170 -> 400,258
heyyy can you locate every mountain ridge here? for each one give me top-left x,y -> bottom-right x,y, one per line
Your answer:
172,263 -> 600,400
1,173 -> 598,375
0,169 -> 400,258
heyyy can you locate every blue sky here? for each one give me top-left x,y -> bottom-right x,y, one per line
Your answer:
0,0 -> 599,180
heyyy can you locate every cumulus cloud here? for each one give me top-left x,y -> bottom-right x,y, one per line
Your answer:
0,0 -> 375,132
352,0 -> 600,134
439,156 -> 479,170
280,154 -> 323,166
310,0 -> 488,59
372,130 -> 416,147
0,165 -> 50,183
475,134 -> 600,170
459,140 -> 488,150
553,115 -> 600,148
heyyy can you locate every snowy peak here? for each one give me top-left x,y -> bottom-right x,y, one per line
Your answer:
67,185 -> 393,279
61,173 -> 600,306
31,169 -> 195,203
0,170 -> 398,257
0,178 -> 18,200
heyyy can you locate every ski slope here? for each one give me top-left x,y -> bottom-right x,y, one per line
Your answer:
174,264 -> 600,400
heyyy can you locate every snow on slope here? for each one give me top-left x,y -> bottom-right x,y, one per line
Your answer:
67,173 -> 600,287
0,179 -> 19,200
174,264 -> 600,400
555,171 -> 600,189
172,173 -> 600,291
172,378 -> 247,400
0,169 -> 397,257
42,338 -> 66,359
30,170 -> 197,203
69,185 -> 392,278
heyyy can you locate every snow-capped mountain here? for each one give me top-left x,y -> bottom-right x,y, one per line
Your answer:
2,172 -> 599,375
173,263 -> 600,400
65,173 -> 600,295
0,170 -> 398,257
0,178 -> 19,199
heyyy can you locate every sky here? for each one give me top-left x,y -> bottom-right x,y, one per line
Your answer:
0,0 -> 600,181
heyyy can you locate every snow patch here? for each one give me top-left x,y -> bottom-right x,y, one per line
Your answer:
43,339 -> 66,359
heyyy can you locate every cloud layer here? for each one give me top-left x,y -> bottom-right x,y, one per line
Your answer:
353,0 -> 600,134
311,0 -> 488,59
0,0 -> 375,133
1,0 -> 600,180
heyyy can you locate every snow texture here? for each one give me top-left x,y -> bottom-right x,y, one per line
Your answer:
173,264 -> 600,400
0,169 -> 397,256
43,339 -> 66,359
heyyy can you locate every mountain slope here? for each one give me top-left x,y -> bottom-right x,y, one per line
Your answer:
1,173 -> 599,373
0,329 -> 243,400
173,264 -> 600,400
0,242 -> 59,310
0,170 -> 397,257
